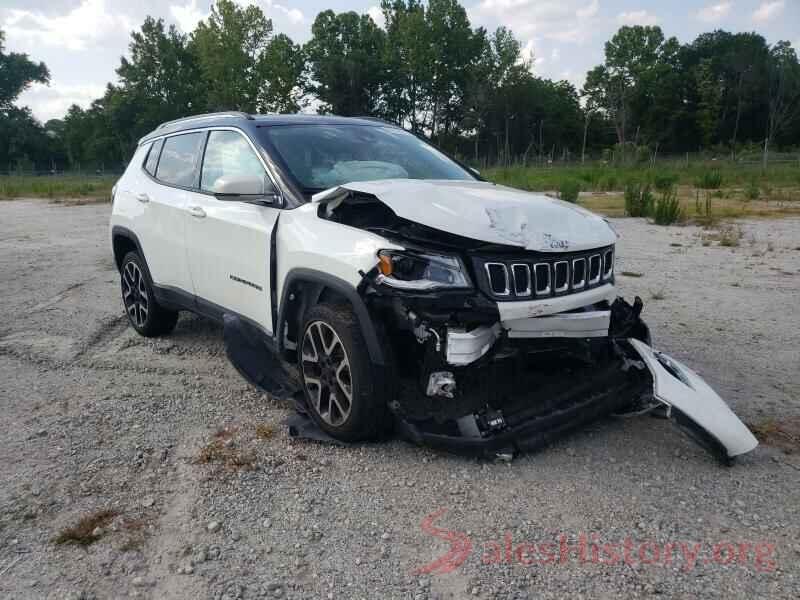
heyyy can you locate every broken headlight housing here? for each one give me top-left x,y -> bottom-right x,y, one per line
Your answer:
376,250 -> 472,291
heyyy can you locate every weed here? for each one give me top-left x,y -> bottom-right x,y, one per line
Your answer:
196,426 -> 256,470
653,187 -> 683,225
53,509 -> 120,546
255,423 -> 275,440
745,178 -> 760,200
624,181 -> 653,217
747,417 -> 800,454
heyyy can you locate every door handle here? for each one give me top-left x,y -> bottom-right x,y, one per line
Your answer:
187,206 -> 206,218
135,193 -> 150,203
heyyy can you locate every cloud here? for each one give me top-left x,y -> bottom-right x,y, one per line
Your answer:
696,2 -> 732,22
16,81 -> 106,123
2,0 -> 133,51
470,0 -> 601,45
752,1 -> 784,22
170,0 -> 208,33
616,10 -> 659,26
273,4 -> 304,25
576,0 -> 599,19
367,6 -> 385,28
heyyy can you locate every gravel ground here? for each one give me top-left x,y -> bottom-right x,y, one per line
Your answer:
0,198 -> 798,600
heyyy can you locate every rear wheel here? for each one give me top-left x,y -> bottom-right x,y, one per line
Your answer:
299,303 -> 388,441
120,251 -> 178,337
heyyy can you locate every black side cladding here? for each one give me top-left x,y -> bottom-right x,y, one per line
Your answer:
222,314 -> 300,400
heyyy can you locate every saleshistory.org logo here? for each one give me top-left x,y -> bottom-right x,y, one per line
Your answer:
413,509 -> 777,575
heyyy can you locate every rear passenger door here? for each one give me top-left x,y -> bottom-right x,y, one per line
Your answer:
135,133 -> 205,294
184,129 -> 280,334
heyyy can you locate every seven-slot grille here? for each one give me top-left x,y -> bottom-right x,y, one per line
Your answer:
475,246 -> 614,300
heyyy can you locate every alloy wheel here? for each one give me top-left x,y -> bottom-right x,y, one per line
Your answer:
300,321 -> 353,427
122,261 -> 149,328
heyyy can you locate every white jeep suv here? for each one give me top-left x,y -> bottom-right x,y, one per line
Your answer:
110,112 -> 756,462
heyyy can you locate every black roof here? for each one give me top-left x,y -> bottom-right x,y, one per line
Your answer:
139,112 -> 394,144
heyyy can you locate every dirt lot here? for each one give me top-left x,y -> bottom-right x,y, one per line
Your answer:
0,199 -> 799,600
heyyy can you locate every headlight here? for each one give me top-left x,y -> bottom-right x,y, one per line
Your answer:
376,250 -> 472,291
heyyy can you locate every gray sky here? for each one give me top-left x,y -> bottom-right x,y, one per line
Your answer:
3,0 -> 799,122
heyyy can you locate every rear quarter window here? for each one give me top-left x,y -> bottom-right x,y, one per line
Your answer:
155,132 -> 206,188
143,138 -> 164,176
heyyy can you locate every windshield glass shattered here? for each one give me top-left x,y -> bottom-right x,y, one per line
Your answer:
260,124 -> 475,192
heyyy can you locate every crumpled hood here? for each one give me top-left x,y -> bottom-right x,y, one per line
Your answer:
313,179 -> 616,252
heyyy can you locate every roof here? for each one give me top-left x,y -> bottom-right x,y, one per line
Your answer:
139,112 -> 395,144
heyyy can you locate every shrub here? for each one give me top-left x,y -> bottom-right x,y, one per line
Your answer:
558,179 -> 581,203
653,188 -> 683,225
653,172 -> 678,192
695,170 -> 723,190
744,179 -> 760,200
624,181 -> 654,217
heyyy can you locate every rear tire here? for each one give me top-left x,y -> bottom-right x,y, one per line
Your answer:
120,251 -> 179,337
298,303 -> 389,441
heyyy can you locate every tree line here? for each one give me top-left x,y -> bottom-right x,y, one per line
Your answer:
2,0 -> 799,173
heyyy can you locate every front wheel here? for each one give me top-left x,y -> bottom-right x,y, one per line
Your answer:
120,251 -> 179,337
298,303 -> 388,441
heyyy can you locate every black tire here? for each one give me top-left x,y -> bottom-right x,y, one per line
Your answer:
120,251 -> 179,337
298,303 -> 389,441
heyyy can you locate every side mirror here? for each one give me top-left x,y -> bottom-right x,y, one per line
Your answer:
213,175 -> 279,204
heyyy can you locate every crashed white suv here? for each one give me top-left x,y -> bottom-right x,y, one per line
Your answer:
110,112 -> 756,463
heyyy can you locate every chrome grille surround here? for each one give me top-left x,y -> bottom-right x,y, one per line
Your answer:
475,246 -> 614,301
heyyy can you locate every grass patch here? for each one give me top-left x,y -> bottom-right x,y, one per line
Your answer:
484,163 -> 800,221
0,175 -> 116,200
53,509 -> 120,546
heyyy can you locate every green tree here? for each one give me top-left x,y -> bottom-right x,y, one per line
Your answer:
257,34 -> 304,113
764,41 -> 800,166
583,26 -> 682,158
380,0 -> 432,130
190,0 -> 274,111
304,10 -> 386,115
694,58 -> 722,148
0,29 -> 50,110
117,17 -> 201,132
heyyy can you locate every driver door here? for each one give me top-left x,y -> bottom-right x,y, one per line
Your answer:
184,129 -> 279,334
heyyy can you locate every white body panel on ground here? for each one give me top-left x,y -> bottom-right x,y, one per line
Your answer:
629,339 -> 758,457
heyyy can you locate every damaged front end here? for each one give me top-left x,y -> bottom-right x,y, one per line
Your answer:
316,185 -> 757,464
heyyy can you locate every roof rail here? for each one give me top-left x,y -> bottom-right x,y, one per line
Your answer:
353,116 -> 395,125
156,111 -> 253,130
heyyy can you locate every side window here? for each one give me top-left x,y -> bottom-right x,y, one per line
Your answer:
156,133 -> 205,187
143,138 -> 163,176
200,130 -> 266,193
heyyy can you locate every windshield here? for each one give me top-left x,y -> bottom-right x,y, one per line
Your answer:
259,124 -> 475,193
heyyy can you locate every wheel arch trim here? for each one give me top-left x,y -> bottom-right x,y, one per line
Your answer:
277,268 -> 386,366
